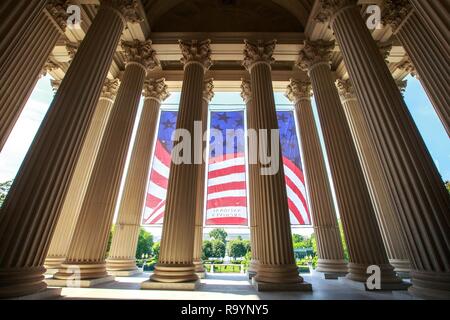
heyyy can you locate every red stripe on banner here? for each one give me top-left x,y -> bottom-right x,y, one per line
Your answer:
150,170 -> 168,189
148,209 -> 165,225
207,181 -> 247,194
146,193 -> 164,209
283,156 -> 305,184
206,197 -> 247,209
285,175 -> 309,218
205,217 -> 248,226
287,197 -> 305,225
208,165 -> 246,179
155,141 -> 171,166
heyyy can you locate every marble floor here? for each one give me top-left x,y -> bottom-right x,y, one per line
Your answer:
43,271 -> 419,300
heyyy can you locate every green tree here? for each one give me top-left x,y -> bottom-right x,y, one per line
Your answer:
202,240 -> 213,260
135,228 -> 153,259
228,240 -> 247,259
105,224 -> 115,258
211,239 -> 226,258
292,234 -> 304,243
152,242 -> 160,261
209,228 -> 228,243
0,180 -> 13,208
338,219 -> 349,261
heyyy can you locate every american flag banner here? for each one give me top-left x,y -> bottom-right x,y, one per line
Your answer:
205,111 -> 249,226
142,111 -> 178,225
277,111 -> 311,225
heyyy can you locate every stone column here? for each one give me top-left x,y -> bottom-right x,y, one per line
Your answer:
318,0 -> 450,298
0,0 -> 48,69
243,40 -> 310,291
0,1 -> 68,151
0,1 -> 140,299
336,79 -> 410,276
297,40 -> 402,287
408,0 -> 449,54
241,79 -> 259,279
45,79 -> 120,272
192,79 -> 214,278
143,40 -> 212,289
382,0 -> 450,136
286,79 -> 348,278
53,40 -> 158,284
106,78 -> 169,276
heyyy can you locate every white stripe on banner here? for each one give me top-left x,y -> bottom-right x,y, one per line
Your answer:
207,189 -> 247,200
147,181 -> 167,200
208,172 -> 246,187
284,164 -> 307,196
208,156 -> 245,172
286,185 -> 310,224
152,157 -> 170,178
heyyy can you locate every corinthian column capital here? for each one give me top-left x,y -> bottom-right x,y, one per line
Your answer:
203,78 -> 215,103
240,79 -> 252,103
242,39 -> 277,71
65,41 -> 79,61
397,56 -> 418,78
285,79 -> 312,103
101,0 -> 144,24
381,0 -> 413,33
40,60 -> 60,78
143,78 -> 170,102
378,41 -> 393,64
315,0 -> 357,23
101,78 -> 120,101
336,79 -> 357,101
46,0 -> 70,31
297,40 -> 335,72
396,79 -> 408,97
121,40 -> 160,72
179,39 -> 213,71
50,80 -> 62,93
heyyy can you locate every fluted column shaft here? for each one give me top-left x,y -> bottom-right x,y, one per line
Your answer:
0,9 -> 63,150
307,61 -> 399,284
247,61 -> 301,285
409,0 -> 450,54
244,94 -> 260,276
54,62 -> 147,280
0,0 -> 47,69
45,79 -> 119,270
329,3 -> 450,298
193,78 -> 214,275
395,11 -> 449,136
287,82 -> 347,275
0,4 -> 126,298
106,92 -> 164,273
151,62 -> 205,283
338,87 -> 410,273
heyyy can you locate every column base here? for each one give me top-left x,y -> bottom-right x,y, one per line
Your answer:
409,270 -> 450,300
346,262 -> 402,284
108,269 -> 141,277
196,272 -> 207,279
105,258 -> 138,272
45,269 -> 59,276
54,262 -> 109,280
45,275 -> 115,288
248,271 -> 257,279
252,278 -> 312,292
150,263 -> 199,283
9,287 -> 62,300
253,263 -> 304,284
0,266 -> 47,299
389,258 -> 411,275
193,260 -> 205,274
316,259 -> 348,275
44,257 -> 66,271
141,279 -> 200,291
339,277 -> 411,291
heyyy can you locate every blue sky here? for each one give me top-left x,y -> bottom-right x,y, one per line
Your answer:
1,75 -> 449,184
